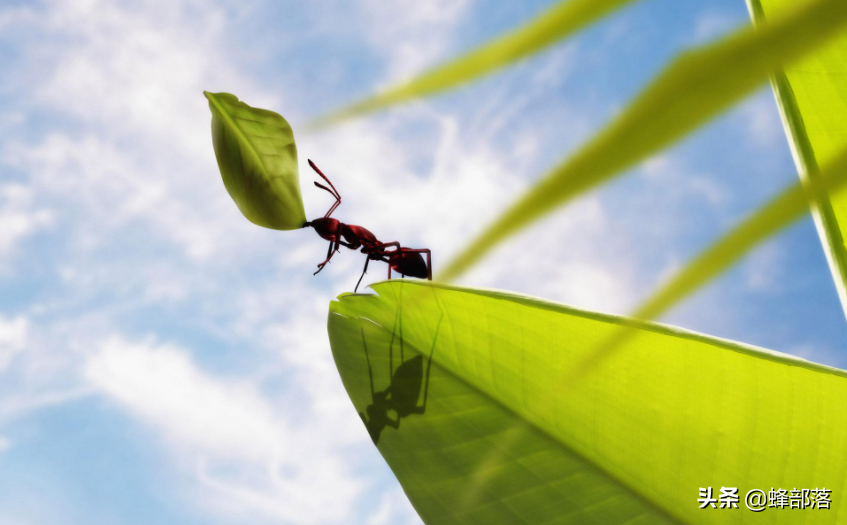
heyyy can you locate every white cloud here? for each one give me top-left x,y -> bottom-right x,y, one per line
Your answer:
738,92 -> 784,150
86,337 -> 285,460
85,336 -> 365,524
641,155 -> 728,208
0,185 -> 52,263
357,0 -> 473,84
743,241 -> 784,292
693,11 -> 742,44
0,435 -> 10,453
365,487 -> 423,525
0,315 -> 28,372
1,0 -> 280,267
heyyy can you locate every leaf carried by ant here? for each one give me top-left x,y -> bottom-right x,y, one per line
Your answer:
329,280 -> 847,524
205,91 -> 307,230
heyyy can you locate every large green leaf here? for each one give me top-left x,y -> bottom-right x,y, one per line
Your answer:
204,91 -> 306,230
747,0 -> 847,318
308,0 -> 639,127
329,280 -> 847,524
439,0 -> 847,281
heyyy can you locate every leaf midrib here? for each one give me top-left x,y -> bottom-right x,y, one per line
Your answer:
205,92 -> 271,182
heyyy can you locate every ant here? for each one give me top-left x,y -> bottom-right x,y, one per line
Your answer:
302,160 -> 432,292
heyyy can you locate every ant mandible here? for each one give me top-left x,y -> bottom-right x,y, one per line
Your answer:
302,160 -> 432,292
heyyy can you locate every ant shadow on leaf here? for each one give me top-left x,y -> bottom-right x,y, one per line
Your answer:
358,312 -> 443,445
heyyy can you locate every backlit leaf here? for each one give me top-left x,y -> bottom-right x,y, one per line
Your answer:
205,91 -> 307,230
329,280 -> 847,524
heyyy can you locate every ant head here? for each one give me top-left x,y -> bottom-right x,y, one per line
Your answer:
309,217 -> 341,240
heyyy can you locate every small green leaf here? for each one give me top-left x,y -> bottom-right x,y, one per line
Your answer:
308,0 -> 640,127
329,280 -> 847,524
439,0 -> 847,281
205,91 -> 306,230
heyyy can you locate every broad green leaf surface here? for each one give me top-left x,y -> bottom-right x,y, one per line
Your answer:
205,91 -> 306,230
309,0 -> 639,128
329,280 -> 847,524
439,0 -> 847,281
747,0 -> 847,319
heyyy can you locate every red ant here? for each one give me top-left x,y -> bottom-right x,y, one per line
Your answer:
302,160 -> 432,292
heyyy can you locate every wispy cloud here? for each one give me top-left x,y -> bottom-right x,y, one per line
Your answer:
0,315 -> 28,372
85,335 -> 365,523
0,184 -> 52,268
692,10 -> 743,44
357,0 -> 473,85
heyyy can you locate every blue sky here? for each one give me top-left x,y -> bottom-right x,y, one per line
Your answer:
1,0 -> 846,523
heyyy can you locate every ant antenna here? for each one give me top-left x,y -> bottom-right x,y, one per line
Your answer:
314,181 -> 336,197
309,159 -> 341,218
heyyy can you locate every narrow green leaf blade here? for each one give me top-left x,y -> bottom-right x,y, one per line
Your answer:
632,144 -> 847,324
571,144 -> 847,380
439,0 -> 847,281
329,281 -> 847,524
308,0 -> 639,127
748,0 -> 847,319
205,91 -> 306,230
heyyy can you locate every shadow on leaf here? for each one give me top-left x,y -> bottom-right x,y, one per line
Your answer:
358,312 -> 443,445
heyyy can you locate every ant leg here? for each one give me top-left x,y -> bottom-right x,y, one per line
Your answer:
378,241 -> 401,254
354,256 -> 371,293
314,239 -> 338,275
315,241 -> 333,273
